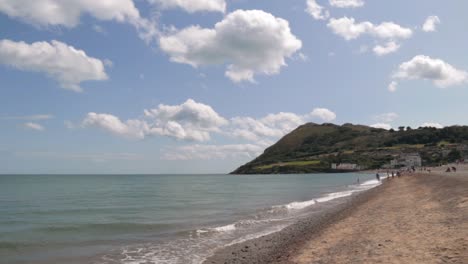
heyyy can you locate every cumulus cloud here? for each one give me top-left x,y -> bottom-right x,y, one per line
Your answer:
420,122 -> 443,129
159,9 -> 302,82
162,144 -> 264,160
230,113 -> 305,141
229,108 -> 336,141
309,108 -> 337,122
422,16 -> 440,32
391,55 -> 468,89
373,41 -> 401,56
82,99 -> 228,142
0,0 -> 158,43
306,0 -> 329,20
374,112 -> 398,123
0,39 -> 108,92
82,113 -> 149,139
23,122 -> 45,131
148,0 -> 226,13
370,123 -> 392,130
329,0 -> 364,8
327,17 -> 413,41
82,98 -> 336,144
144,99 -> 228,141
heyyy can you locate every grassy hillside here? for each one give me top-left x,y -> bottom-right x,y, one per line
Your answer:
231,123 -> 468,174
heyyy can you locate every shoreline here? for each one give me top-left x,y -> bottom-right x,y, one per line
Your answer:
204,170 -> 468,264
203,178 -> 387,264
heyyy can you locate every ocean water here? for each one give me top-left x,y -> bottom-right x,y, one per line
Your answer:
0,173 -> 380,264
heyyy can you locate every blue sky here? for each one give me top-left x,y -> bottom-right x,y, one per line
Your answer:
0,0 -> 467,174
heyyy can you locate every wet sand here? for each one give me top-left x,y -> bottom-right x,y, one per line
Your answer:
204,169 -> 468,264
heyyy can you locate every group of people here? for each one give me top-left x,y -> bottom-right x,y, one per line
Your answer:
375,171 -> 402,182
446,166 -> 457,172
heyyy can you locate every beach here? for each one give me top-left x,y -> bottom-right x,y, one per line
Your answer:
204,167 -> 468,264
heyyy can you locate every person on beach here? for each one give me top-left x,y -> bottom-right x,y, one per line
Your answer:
376,173 -> 380,182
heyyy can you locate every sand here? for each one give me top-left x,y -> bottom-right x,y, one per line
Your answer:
204,167 -> 468,264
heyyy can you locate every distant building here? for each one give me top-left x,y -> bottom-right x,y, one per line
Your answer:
389,153 -> 422,168
331,163 -> 362,170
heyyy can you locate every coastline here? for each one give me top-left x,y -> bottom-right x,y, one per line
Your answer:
203,178 -> 387,264
204,169 -> 468,264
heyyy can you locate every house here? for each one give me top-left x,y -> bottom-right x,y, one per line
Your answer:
331,163 -> 362,170
389,153 -> 422,168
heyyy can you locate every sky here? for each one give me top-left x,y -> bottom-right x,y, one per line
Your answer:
0,0 -> 467,174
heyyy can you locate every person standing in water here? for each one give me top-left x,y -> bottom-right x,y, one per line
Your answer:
376,173 -> 380,182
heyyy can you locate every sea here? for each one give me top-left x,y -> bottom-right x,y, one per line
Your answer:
0,173 -> 381,264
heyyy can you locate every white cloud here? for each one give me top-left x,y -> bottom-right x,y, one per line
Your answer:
420,122 -> 443,129
422,16 -> 440,32
0,0 -> 158,43
82,99 -> 336,144
159,9 -> 302,82
0,114 -> 53,120
373,41 -> 400,56
370,123 -> 392,130
162,144 -> 264,160
329,0 -> 364,8
392,55 -> 468,88
0,39 -> 108,92
374,112 -> 398,123
309,108 -> 337,122
82,113 -> 149,139
149,0 -> 226,13
83,99 -> 228,142
230,113 -> 305,141
388,81 -> 398,92
144,99 -> 228,141
327,17 -> 412,41
23,122 -> 45,131
229,108 -> 336,141
306,0 -> 329,20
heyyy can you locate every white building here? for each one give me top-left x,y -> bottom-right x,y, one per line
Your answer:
331,163 -> 361,170
390,153 -> 422,168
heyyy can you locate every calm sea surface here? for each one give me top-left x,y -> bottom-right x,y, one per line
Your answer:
0,173 -> 379,264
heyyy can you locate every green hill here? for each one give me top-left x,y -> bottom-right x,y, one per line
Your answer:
231,123 -> 468,174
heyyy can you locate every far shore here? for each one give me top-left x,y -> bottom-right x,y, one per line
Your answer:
204,165 -> 468,264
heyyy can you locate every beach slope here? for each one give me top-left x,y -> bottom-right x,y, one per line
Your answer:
205,172 -> 468,264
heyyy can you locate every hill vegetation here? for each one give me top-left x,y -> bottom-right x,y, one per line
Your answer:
231,123 -> 468,174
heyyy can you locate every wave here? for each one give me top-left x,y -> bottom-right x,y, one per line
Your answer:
211,224 -> 236,232
283,199 -> 317,210
315,190 -> 356,203
359,179 -> 381,186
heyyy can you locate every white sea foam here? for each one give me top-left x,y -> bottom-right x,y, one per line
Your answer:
359,179 -> 381,186
278,175 -> 382,211
284,199 -> 317,210
316,190 -> 356,203
212,224 -> 236,232
225,224 -> 288,247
